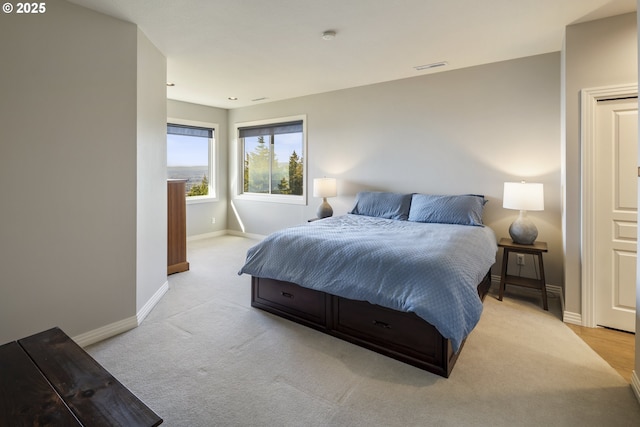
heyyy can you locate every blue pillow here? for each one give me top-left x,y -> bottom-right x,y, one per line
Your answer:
408,194 -> 486,226
349,191 -> 412,220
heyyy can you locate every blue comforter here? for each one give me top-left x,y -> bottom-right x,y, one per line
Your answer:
238,214 -> 497,351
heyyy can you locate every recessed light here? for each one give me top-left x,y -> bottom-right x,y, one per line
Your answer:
228,97 -> 238,101
414,61 -> 448,71
321,30 -> 336,41
166,82 -> 175,87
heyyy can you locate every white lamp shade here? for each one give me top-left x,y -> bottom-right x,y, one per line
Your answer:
503,182 -> 544,211
313,178 -> 337,198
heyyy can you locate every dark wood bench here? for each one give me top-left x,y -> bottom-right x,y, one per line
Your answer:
0,327 -> 162,426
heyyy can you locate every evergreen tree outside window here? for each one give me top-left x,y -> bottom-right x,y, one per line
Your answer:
239,117 -> 305,202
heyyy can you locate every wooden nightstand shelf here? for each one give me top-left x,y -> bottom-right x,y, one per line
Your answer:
498,238 -> 548,310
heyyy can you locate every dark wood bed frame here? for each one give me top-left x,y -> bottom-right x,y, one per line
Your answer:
251,272 -> 491,377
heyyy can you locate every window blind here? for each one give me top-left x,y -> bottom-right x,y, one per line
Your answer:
238,120 -> 303,138
167,123 -> 213,138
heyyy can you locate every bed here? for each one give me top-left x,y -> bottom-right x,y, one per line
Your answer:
238,192 -> 497,377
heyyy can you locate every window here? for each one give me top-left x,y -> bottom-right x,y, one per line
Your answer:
167,121 -> 216,201
238,116 -> 306,203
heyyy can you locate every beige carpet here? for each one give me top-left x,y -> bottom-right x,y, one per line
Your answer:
87,235 -> 640,426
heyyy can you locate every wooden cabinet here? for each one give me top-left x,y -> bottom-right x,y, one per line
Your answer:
167,179 -> 189,275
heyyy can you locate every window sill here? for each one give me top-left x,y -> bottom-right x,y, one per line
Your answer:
186,196 -> 219,205
235,193 -> 306,205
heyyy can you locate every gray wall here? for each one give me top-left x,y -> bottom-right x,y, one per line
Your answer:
0,0 -> 166,343
167,100 -> 229,237
136,29 -> 168,312
563,13 -> 638,316
228,53 -> 563,285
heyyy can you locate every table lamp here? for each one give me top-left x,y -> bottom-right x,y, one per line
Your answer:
313,177 -> 337,218
503,181 -> 544,244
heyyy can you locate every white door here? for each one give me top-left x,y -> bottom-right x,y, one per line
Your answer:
594,96 -> 637,332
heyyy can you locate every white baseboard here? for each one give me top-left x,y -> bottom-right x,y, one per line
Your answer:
490,275 -> 563,299
187,230 -> 227,241
490,276 -> 573,324
72,315 -> 138,348
632,371 -> 640,405
226,229 -> 266,240
73,281 -> 169,348
188,229 -> 266,241
137,280 -> 169,324
563,311 -> 582,325
546,284 -> 563,297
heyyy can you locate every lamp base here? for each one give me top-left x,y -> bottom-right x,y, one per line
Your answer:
509,210 -> 538,245
317,198 -> 333,218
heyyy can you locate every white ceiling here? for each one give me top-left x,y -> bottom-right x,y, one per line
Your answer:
69,0 -> 636,109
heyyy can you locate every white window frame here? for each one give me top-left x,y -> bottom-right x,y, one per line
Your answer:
234,115 -> 307,205
167,118 -> 218,204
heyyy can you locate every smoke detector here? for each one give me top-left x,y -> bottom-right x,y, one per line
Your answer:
321,30 -> 336,40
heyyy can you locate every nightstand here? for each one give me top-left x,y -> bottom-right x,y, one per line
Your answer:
497,238 -> 548,310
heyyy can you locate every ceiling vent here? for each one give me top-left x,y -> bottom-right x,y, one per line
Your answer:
414,61 -> 448,71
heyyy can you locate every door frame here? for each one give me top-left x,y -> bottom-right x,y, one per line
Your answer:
581,83 -> 638,327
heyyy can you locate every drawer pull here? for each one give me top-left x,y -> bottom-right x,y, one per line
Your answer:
372,320 -> 391,329
281,291 -> 294,299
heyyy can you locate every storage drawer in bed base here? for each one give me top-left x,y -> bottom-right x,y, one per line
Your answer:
251,273 -> 490,377
331,296 -> 453,376
251,277 -> 331,330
